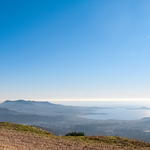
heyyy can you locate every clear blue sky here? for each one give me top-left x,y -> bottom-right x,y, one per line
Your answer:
0,0 -> 150,102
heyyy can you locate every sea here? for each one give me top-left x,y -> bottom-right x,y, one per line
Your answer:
52,101 -> 150,120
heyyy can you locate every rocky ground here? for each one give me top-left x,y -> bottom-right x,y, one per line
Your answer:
0,122 -> 150,150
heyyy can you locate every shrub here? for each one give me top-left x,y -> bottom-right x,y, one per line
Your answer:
65,132 -> 84,136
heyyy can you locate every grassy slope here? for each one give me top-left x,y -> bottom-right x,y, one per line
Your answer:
0,122 -> 52,136
0,122 -> 150,150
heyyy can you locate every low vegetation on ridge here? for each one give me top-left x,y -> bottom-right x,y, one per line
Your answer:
0,122 -> 52,136
65,132 -> 85,136
0,122 -> 150,150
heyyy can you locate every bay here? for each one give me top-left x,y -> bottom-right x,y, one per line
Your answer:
81,108 -> 150,120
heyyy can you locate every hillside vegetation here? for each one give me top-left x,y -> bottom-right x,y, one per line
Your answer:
0,122 -> 150,150
0,122 -> 51,136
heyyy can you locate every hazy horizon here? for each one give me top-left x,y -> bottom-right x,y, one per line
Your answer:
1,99 -> 150,108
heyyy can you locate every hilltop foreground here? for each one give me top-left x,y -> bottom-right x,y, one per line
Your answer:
0,122 -> 150,150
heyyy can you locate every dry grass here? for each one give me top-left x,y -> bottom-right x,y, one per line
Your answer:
0,122 -> 51,136
0,122 -> 150,150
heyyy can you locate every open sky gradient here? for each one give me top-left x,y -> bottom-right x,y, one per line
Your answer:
0,0 -> 150,102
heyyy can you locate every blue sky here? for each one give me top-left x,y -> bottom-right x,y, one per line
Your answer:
0,0 -> 150,101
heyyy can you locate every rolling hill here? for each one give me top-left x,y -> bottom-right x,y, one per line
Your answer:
0,122 -> 150,150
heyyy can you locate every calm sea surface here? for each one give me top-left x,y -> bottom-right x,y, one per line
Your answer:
52,101 -> 150,120
81,108 -> 150,120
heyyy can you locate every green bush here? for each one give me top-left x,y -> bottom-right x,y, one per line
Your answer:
65,132 -> 84,136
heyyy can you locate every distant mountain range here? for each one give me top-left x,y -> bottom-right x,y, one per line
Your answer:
0,100 -> 150,143
0,100 -> 98,116
0,107 -> 19,115
3,100 -> 57,106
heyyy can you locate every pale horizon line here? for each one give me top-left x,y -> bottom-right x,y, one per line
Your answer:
1,98 -> 150,102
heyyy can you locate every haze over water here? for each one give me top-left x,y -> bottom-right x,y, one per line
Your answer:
52,101 -> 150,120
